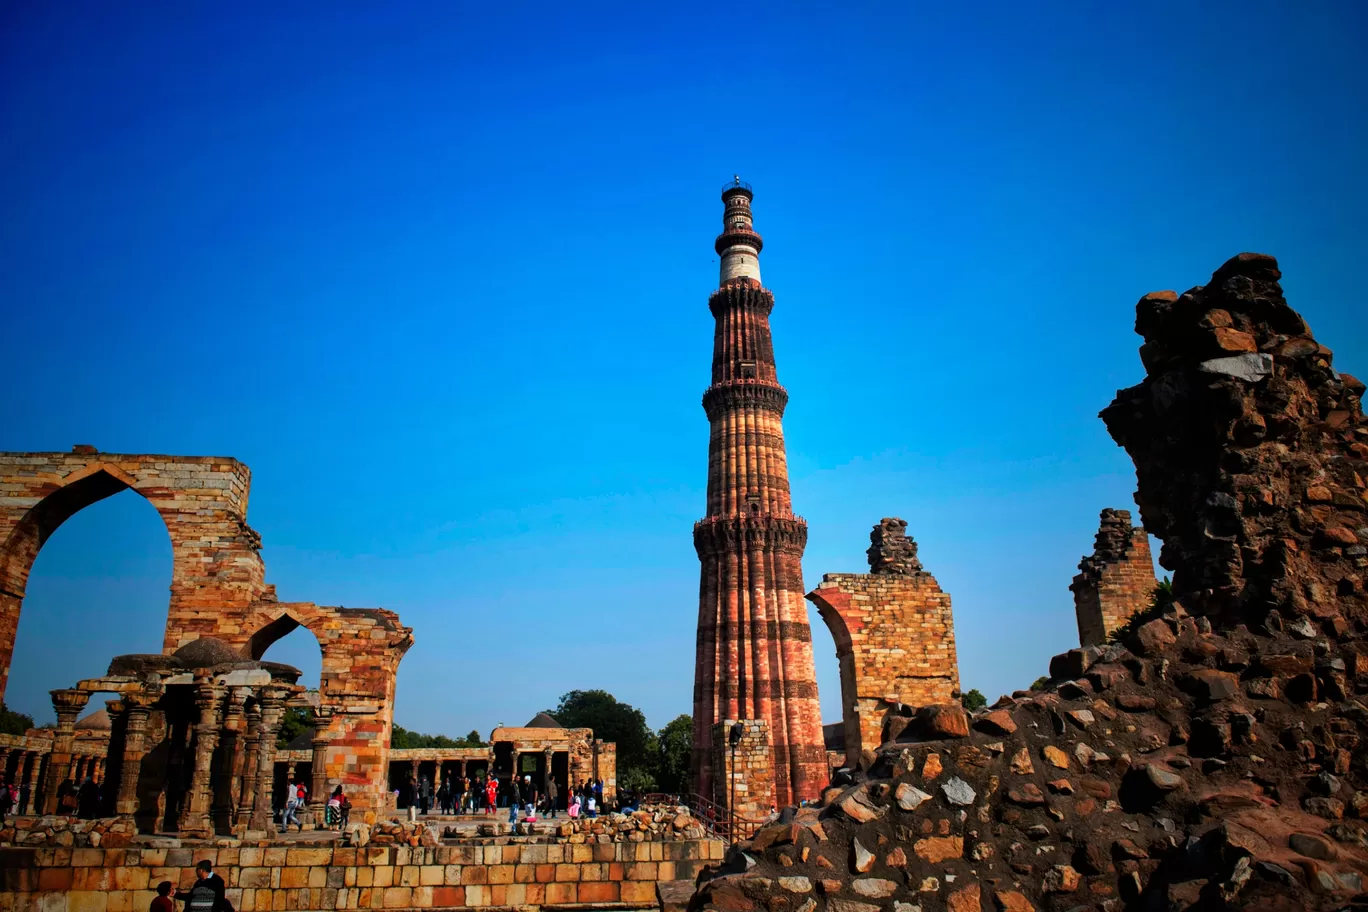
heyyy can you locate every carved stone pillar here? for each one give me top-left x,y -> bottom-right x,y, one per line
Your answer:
543,749 -> 553,806
235,701 -> 263,832
178,681 -> 225,837
102,701 -> 127,816
310,708 -> 332,815
41,689 -> 89,814
215,689 -> 247,832
249,689 -> 288,833
20,751 -> 39,813
114,691 -> 158,818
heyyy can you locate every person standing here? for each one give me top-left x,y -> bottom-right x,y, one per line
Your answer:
174,861 -> 226,912
407,775 -> 419,824
484,775 -> 497,815
545,775 -> 558,818
420,775 -> 431,815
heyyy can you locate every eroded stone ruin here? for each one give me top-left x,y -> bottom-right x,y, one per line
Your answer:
1071,509 -> 1158,647
687,254 -> 1368,911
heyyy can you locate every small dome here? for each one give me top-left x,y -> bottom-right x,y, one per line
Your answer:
525,712 -> 563,729
76,709 -> 111,731
259,661 -> 302,684
173,637 -> 246,668
107,653 -> 182,677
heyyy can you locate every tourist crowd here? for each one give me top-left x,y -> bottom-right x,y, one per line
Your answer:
400,773 -> 609,822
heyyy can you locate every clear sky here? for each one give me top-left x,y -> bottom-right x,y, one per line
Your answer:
3,2 -> 1365,735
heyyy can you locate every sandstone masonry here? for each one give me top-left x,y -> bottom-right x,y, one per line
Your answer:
806,519 -> 960,766
1070,507 -> 1158,646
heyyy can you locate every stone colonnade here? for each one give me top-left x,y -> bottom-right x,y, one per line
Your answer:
0,732 -> 106,815
35,674 -> 300,836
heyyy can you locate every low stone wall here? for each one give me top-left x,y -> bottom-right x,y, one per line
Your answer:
0,838 -> 726,912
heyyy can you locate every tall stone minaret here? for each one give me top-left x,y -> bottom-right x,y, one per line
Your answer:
692,178 -> 825,808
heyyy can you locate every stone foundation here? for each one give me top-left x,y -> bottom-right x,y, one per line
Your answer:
0,838 -> 725,911
711,720 -> 772,829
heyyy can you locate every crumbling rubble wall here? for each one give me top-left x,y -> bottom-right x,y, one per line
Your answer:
1071,509 -> 1158,646
1101,252 -> 1367,626
688,255 -> 1368,912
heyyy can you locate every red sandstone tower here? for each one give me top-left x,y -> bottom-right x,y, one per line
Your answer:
692,179 -> 826,808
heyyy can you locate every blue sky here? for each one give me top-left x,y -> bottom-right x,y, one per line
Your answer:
3,2 -> 1365,734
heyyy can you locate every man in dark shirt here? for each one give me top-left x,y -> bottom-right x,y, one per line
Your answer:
175,860 -> 228,912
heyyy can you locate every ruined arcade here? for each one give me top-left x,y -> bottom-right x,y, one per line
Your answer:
0,448 -> 413,820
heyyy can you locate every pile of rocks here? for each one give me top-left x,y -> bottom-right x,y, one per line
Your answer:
556,807 -> 707,843
0,814 -> 136,848
693,612 -> 1368,910
353,819 -> 439,848
688,255 -> 1368,912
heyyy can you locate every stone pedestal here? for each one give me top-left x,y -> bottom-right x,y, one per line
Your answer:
711,719 -> 772,830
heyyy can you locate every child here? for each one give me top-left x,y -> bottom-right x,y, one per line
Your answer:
151,881 -> 174,912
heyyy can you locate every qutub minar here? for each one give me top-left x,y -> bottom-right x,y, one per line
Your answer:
691,179 -> 826,807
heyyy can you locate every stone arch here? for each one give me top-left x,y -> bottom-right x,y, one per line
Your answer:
0,449 -> 270,703
244,610 -> 327,662
807,591 -> 862,766
0,464 -> 175,702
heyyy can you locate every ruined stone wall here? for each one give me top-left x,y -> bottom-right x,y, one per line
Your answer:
1070,508 -> 1158,646
0,839 -> 726,912
1101,253 -> 1367,626
806,520 -> 959,766
711,720 -> 772,825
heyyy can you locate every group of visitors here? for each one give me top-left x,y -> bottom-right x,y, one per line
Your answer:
280,781 -> 351,832
0,776 -> 103,820
397,772 -> 610,820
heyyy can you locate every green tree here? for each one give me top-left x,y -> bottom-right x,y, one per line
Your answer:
461,729 -> 485,747
654,714 -> 693,794
960,689 -> 987,712
1030,676 -> 1050,692
1151,576 -> 1175,612
0,702 -> 34,736
549,689 -> 653,784
277,706 -> 314,749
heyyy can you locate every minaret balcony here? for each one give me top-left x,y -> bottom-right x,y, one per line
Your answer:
714,228 -> 764,256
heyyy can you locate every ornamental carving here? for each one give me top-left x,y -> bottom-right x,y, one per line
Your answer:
692,514 -> 809,557
702,381 -> 789,422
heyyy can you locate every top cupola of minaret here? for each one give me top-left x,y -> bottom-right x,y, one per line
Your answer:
716,176 -> 764,285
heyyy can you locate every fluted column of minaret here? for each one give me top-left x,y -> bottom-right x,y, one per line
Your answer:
692,180 -> 826,810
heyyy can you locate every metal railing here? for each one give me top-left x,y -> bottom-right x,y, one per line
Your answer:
721,177 -> 753,195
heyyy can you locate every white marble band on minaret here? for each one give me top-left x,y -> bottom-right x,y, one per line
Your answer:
718,178 -> 762,285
